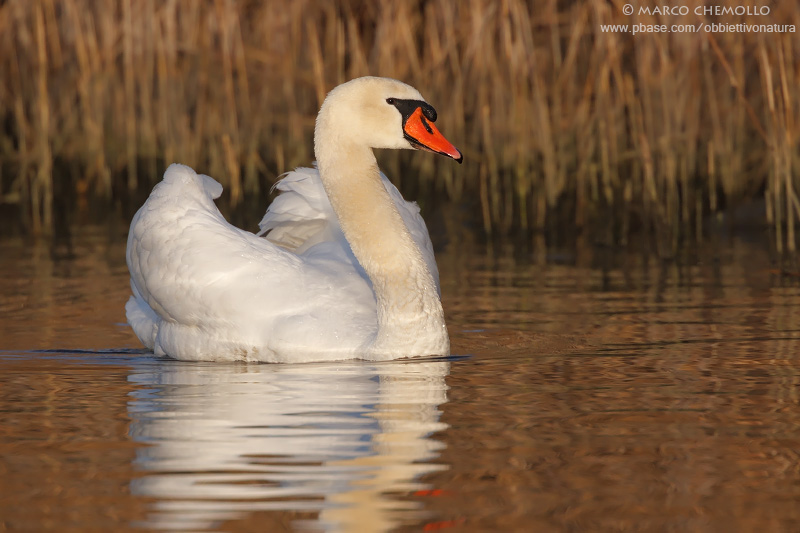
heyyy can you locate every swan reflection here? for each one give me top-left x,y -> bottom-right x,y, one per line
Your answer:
128,359 -> 449,531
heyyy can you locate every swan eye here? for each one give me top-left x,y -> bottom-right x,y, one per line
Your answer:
386,98 -> 396,105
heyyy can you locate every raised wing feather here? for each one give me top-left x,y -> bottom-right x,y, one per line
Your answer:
259,167 -> 440,290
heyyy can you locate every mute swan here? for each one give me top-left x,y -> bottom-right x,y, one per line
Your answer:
126,76 -> 462,363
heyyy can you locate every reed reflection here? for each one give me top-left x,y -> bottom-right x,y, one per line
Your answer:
127,359 -> 450,532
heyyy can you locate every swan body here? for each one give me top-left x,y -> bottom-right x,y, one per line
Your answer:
126,77 -> 462,362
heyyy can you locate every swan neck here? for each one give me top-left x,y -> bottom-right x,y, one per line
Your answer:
316,145 -> 422,286
314,138 -> 447,355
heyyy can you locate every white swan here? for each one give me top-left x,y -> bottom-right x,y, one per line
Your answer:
125,76 -> 462,362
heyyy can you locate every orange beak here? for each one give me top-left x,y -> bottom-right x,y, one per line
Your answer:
403,107 -> 463,163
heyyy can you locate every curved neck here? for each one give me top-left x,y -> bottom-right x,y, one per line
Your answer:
315,136 -> 448,356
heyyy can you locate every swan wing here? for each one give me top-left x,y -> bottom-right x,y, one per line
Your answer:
257,167 -> 338,253
379,173 -> 441,292
126,164 -> 376,362
259,167 -> 440,290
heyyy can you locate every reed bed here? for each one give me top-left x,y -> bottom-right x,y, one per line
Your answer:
1,0 -> 798,252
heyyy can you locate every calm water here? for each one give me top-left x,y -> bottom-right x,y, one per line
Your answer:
2,227 -> 800,532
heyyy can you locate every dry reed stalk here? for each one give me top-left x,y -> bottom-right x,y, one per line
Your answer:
0,0 -> 797,251
122,0 -> 137,192
33,0 -> 52,235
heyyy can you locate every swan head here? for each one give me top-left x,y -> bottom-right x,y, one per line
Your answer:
315,76 -> 463,163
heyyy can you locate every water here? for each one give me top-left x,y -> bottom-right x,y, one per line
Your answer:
3,227 -> 800,531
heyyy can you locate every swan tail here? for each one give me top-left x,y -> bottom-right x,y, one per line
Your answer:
159,163 -> 223,201
126,294 -> 159,351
